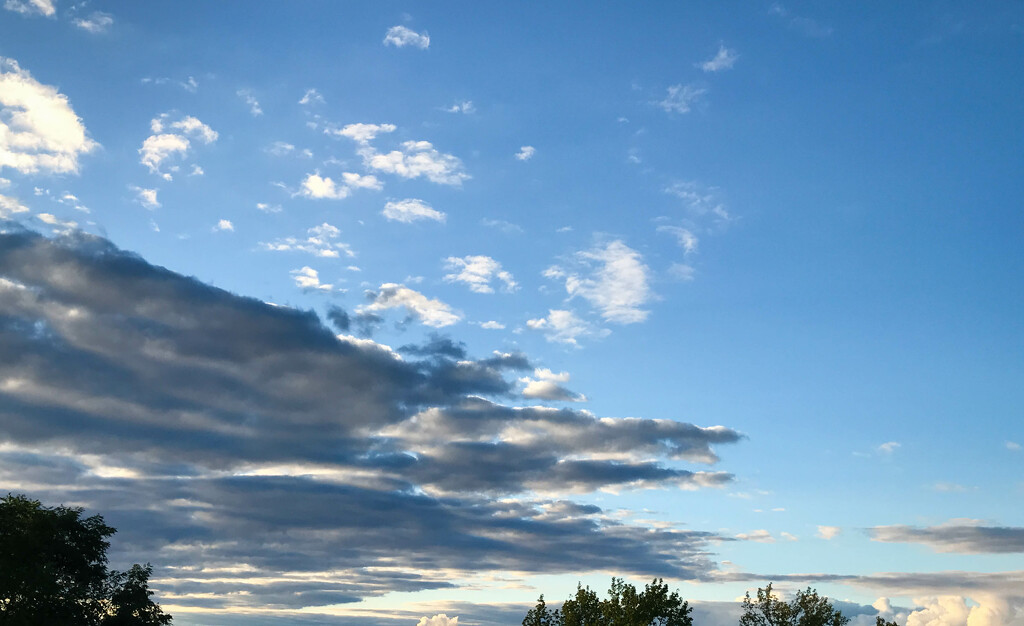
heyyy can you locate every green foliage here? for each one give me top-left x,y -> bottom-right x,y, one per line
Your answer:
875,617 -> 900,626
740,584 -> 850,626
523,578 -> 692,626
0,494 -> 172,625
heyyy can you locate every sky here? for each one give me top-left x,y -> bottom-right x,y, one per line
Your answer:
1,1 -> 1023,625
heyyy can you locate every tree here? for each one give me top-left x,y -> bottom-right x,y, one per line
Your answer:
740,584 -> 849,626
522,578 -> 692,626
0,494 -> 172,625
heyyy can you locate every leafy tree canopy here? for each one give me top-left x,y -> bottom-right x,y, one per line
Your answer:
740,583 -> 850,626
523,577 -> 692,626
0,494 -> 172,625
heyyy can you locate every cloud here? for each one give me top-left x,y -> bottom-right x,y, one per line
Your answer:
515,146 -> 536,161
817,525 -> 841,540
527,309 -> 606,346
1006,441 -> 1021,451
700,45 -> 738,72
291,266 -> 333,291
36,212 -> 77,232
444,256 -> 516,293
665,181 -> 731,222
299,88 -> 325,106
298,173 -> 351,200
480,321 -> 505,330
73,11 -> 113,33
328,122 -> 397,145
129,186 -> 160,209
480,218 -> 523,234
266,141 -> 296,156
736,529 -> 776,543
362,140 -> 469,186
769,4 -> 833,38
237,89 -> 263,116
259,222 -> 354,258
0,57 -> 98,175
658,225 -> 699,255
549,240 -> 653,324
383,198 -> 446,223
213,219 -> 234,232
418,616 -> 458,626
444,101 -> 475,114
0,193 -> 29,217
358,284 -> 460,327
877,441 -> 901,454
520,368 -> 585,402
870,521 -> 1024,554
139,114 -> 217,180
3,0 -> 54,17
384,25 -> 430,49
0,231 -> 744,612
657,84 -> 707,114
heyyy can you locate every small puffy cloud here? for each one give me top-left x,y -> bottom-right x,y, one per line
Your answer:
658,225 -> 699,255
520,368 -> 586,402
551,240 -> 653,324
0,193 -> 29,217
129,186 -> 160,209
328,122 -> 396,145
817,525 -> 841,540
877,441 -> 901,454
658,83 -> 707,114
341,171 -> 383,190
290,266 -> 333,291
383,198 -> 445,223
237,89 -> 262,116
417,615 -> 458,626
255,203 -> 282,213
296,173 -> 378,200
167,115 -> 218,143
527,309 -> 605,346
736,529 -> 776,543
260,222 -> 354,258
3,0 -> 54,17
515,145 -> 536,161
0,57 -> 98,175
1007,441 -> 1021,451
480,321 -> 505,330
139,114 -> 217,180
384,25 -> 430,49
213,219 -> 234,232
298,88 -> 324,106
444,101 -> 475,114
444,255 -> 517,293
700,45 -> 739,72
36,212 -> 77,231
363,140 -> 469,186
73,11 -> 113,33
358,284 -> 461,328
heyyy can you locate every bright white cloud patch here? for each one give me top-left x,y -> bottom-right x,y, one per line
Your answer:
329,122 -> 396,144
444,255 -> 517,293
383,25 -> 430,49
520,368 -> 586,402
73,12 -> 113,33
298,173 -> 350,200
551,240 -> 653,324
383,198 -> 445,223
213,219 -> 234,232
139,114 -> 217,180
817,525 -> 841,540
0,58 -> 98,175
700,45 -> 738,72
358,284 -> 460,328
0,193 -> 29,217
3,0 -> 54,17
290,266 -> 332,291
237,89 -> 262,116
480,321 -> 505,330
527,309 -> 604,346
130,186 -> 160,209
417,615 -> 458,626
444,101 -> 474,114
363,140 -> 469,186
260,222 -> 354,258
515,145 -> 536,161
658,83 -> 707,114
736,529 -> 776,543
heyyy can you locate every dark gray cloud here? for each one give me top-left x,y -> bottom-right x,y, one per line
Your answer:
0,231 -> 743,611
870,522 -> 1024,553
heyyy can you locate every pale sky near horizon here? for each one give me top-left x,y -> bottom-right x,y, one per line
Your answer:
1,2 -> 1023,625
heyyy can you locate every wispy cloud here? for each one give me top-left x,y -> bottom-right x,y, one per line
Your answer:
73,11 -> 113,34
527,309 -> 606,346
383,198 -> 446,223
139,114 -> 217,180
358,283 -> 460,327
657,84 -> 707,114
260,222 -> 354,258
700,45 -> 738,72
871,520 -> 1024,553
237,89 -> 263,116
444,255 -> 517,293
548,240 -> 653,324
384,25 -> 430,49
515,146 -> 536,161
3,0 -> 54,17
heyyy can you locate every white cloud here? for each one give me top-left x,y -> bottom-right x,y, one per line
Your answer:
669,263 -> 696,282
0,193 -> 29,217
341,172 -> 383,190
736,529 -> 776,543
383,198 -> 445,223
700,45 -> 739,72
657,83 -> 707,114
358,284 -> 460,328
1007,441 -> 1021,451
527,309 -> 605,346
877,441 -> 901,454
213,219 -> 234,232
298,88 -> 325,106
36,212 -> 77,231
296,173 -> 377,200
0,57 -> 98,175
139,114 -> 217,180
444,101 -> 475,114
665,180 -> 731,221
237,89 -> 262,116
328,122 -> 396,144
515,145 -> 536,161
417,615 -> 458,626
480,321 -> 505,330
168,116 -> 218,143
552,240 -> 653,324
383,25 -> 430,49
290,266 -> 332,291
658,225 -> 699,255
520,368 -> 586,402
444,255 -> 517,293
130,186 -> 160,210
73,11 -> 113,33
3,0 -> 54,17
260,222 -> 353,258
266,141 -> 295,156
255,202 -> 282,213
57,191 -> 89,213
817,525 -> 841,540
363,140 -> 469,186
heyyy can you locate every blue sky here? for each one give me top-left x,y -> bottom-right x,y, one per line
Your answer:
1,2 -> 1023,625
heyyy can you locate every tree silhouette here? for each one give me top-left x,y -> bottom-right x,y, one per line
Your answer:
523,578 -> 692,626
740,584 -> 849,626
